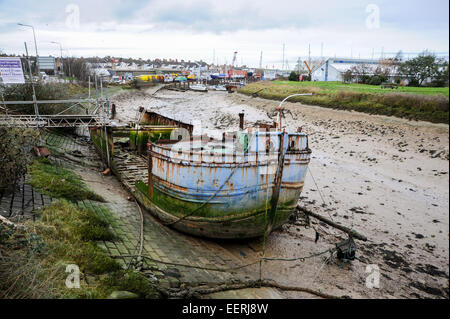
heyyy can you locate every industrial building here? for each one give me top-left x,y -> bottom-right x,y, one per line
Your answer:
311,57 -> 395,82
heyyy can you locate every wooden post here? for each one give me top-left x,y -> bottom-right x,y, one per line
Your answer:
239,112 -> 245,130
298,206 -> 368,241
267,131 -> 287,233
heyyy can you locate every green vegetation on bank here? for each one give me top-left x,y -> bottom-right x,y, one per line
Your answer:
239,81 -> 449,124
273,81 -> 449,96
0,200 -> 160,298
35,200 -> 119,275
29,158 -> 104,202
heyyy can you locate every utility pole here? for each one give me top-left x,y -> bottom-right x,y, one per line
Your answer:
24,42 -> 39,129
308,44 -> 311,69
51,41 -> 64,77
282,43 -> 285,70
18,23 -> 39,76
259,51 -> 263,69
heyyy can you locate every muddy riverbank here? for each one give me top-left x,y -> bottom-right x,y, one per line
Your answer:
110,87 -> 449,298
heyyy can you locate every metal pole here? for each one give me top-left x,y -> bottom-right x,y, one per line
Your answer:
51,41 -> 63,78
100,77 -> 103,98
24,42 -> 39,131
31,26 -> 39,73
276,93 -> 312,130
18,23 -> 39,76
59,43 -> 63,75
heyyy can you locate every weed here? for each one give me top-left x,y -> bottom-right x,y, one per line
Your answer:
100,270 -> 161,299
29,158 -> 104,202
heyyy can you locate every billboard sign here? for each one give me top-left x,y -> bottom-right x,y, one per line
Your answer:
0,57 -> 25,84
38,56 -> 56,71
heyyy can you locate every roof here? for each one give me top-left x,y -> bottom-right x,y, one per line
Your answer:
314,57 -> 399,75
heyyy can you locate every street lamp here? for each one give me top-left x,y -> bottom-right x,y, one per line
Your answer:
18,23 -> 39,75
51,41 -> 64,76
276,93 -> 313,129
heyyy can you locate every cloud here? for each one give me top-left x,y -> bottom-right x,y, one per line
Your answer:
0,0 -> 448,66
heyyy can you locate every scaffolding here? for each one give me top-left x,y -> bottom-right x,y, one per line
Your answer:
0,98 -> 110,128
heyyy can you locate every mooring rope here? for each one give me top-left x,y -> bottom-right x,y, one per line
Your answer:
112,245 -> 337,274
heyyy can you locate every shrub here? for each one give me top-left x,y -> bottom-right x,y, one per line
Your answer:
0,128 -> 38,190
1,83 -> 72,114
288,71 -> 300,81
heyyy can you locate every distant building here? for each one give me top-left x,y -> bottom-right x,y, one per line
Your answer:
311,57 -> 398,82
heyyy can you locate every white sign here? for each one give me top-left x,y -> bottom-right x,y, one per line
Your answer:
0,57 -> 25,84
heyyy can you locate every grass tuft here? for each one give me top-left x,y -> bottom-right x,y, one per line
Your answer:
29,158 -> 104,202
100,270 -> 161,299
35,200 -> 119,275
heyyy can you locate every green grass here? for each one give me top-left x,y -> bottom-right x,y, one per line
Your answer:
239,81 -> 449,124
0,200 -> 122,298
35,200 -> 120,275
272,80 -> 449,96
29,158 -> 104,202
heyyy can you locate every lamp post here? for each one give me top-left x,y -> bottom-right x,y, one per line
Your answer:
18,23 -> 39,76
276,93 -> 313,129
51,41 -> 64,76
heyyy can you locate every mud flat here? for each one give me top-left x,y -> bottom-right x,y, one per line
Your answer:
111,88 -> 449,298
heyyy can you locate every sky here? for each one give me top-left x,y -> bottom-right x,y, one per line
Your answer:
0,0 -> 448,68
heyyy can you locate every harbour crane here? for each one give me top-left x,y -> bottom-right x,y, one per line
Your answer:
304,60 -> 312,76
228,51 -> 238,79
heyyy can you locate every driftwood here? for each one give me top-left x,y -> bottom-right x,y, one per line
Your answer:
160,279 -> 346,299
297,205 -> 368,241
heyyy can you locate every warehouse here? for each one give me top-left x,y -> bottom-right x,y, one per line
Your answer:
311,57 -> 391,82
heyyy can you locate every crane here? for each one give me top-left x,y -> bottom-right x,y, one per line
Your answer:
228,51 -> 238,79
304,60 -> 312,75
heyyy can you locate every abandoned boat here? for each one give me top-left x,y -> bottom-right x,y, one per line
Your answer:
91,100 -> 311,239
190,84 -> 208,92
214,85 -> 227,91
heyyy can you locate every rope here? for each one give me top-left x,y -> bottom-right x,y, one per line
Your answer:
126,199 -> 145,271
307,166 -> 334,222
112,246 -> 337,274
135,199 -> 144,257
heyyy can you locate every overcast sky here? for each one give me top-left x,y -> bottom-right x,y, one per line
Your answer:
0,0 -> 448,67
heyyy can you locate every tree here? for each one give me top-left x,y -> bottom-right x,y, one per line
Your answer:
432,61 -> 449,87
64,57 -> 91,82
399,54 -> 444,86
289,71 -> 300,81
342,69 -> 354,83
350,63 -> 371,84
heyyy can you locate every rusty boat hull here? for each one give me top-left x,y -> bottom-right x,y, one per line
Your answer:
135,130 -> 311,239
